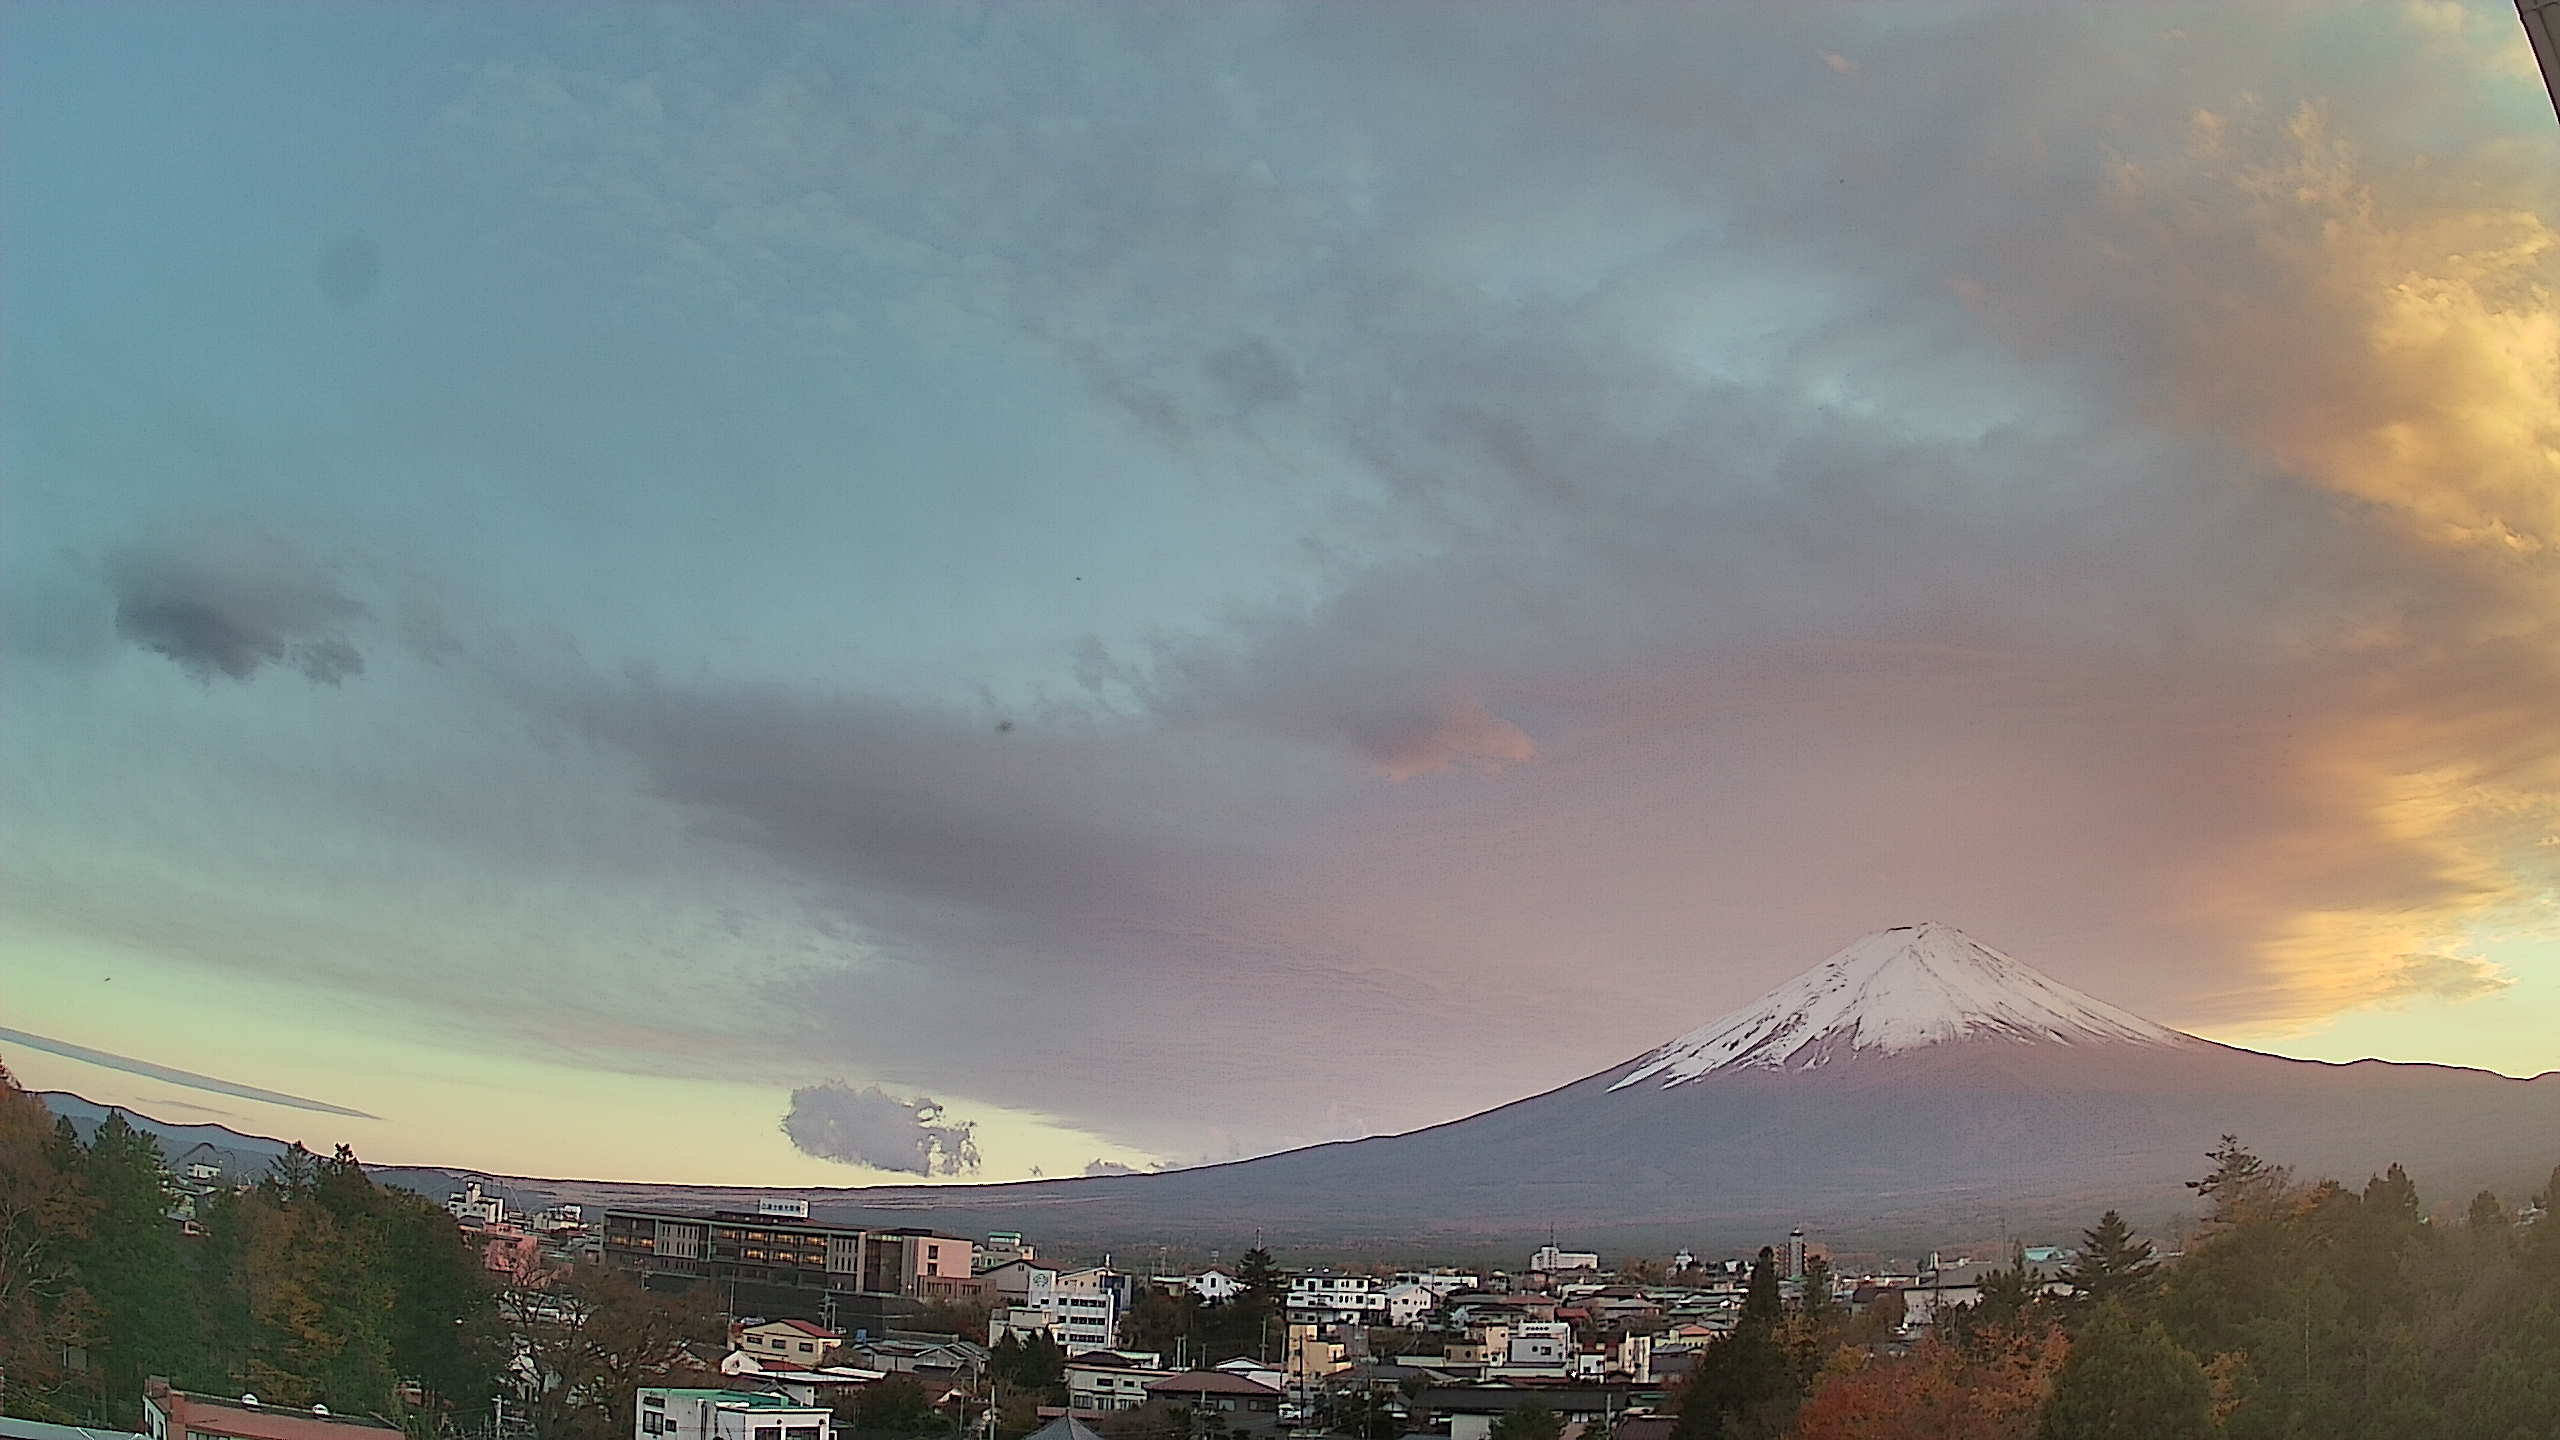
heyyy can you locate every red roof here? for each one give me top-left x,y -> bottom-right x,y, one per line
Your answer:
151,1391 -> 400,1440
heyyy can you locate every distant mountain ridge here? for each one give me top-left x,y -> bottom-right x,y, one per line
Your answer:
39,924 -> 2560,1253
40,1091 -> 478,1201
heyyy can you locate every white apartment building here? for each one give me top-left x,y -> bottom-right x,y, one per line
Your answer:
1486,1321 -> 1574,1379
445,1181 -> 507,1227
1051,1267 -> 1125,1353
1528,1246 -> 1600,1274
1394,1270 -> 1482,1299
1287,1275 -> 1435,1326
1064,1355 -> 1165,1413
637,1390 -> 831,1440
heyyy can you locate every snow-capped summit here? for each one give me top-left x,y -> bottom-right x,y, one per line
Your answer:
1610,922 -> 2191,1089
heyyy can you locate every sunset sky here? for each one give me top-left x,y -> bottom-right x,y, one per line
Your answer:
7,3 -> 2560,1187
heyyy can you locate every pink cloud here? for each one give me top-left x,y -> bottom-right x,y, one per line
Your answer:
1360,695 -> 1538,780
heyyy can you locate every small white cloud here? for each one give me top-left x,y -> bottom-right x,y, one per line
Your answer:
2371,953 -> 2511,1005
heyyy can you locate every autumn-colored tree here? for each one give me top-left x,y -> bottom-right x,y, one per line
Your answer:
0,1065 -> 97,1421
1793,1327 -> 2064,1440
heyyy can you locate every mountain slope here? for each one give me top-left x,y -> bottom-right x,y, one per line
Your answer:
40,925 -> 2560,1251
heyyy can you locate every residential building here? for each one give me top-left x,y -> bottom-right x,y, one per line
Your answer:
634,1390 -> 831,1440
141,1382 -> 403,1440
976,1232 -> 1036,1269
986,1263 -> 1118,1351
1784,1231 -> 1807,1281
1486,1322 -> 1572,1379
863,1230 -> 980,1302
1,1419 -> 147,1440
736,1319 -> 842,1368
753,1372 -> 888,1410
1417,1385 -> 1658,1440
1211,1358 -> 1285,1392
1284,1324 -> 1350,1382
1064,1354 -> 1167,1413
445,1182 -> 507,1227
1140,1372 -> 1283,1436
531,1203 -> 587,1235
977,1258 -> 1059,1311
987,1306 -> 1058,1347
1018,1419 -> 1103,1440
1051,1267 -> 1129,1353
1287,1276 -> 1436,1327
844,1337 -> 989,1389
1186,1268 -> 1241,1302
1394,1271 -> 1482,1300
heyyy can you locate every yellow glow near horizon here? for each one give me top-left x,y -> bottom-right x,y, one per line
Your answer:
0,926 -> 1156,1186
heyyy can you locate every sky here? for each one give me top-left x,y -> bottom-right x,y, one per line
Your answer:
6,2 -> 2560,1187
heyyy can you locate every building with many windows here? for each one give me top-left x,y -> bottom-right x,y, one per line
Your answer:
601,1208 -> 975,1324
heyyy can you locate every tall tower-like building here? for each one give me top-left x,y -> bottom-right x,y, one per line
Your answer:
1786,1228 -> 1808,1280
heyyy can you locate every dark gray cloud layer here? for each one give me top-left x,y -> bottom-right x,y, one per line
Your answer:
105,535 -> 368,684
782,1082 -> 980,1175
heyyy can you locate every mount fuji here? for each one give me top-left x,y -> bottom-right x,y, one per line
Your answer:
766,922 -> 2560,1246
51,924 -> 2560,1250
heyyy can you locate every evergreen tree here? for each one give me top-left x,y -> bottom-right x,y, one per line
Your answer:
2361,1163 -> 2420,1223
2039,1302 -> 2212,1440
1675,1248 -> 1797,1440
1229,1247 -> 1286,1361
1967,1243 -> 2041,1337
377,1182 -> 504,1415
2060,1212 -> 2158,1308
2187,1135 -> 2289,1227
1236,1247 -> 1285,1308
75,1112 -> 195,1423
2468,1188 -> 2510,1233
1796,1253 -> 1839,1330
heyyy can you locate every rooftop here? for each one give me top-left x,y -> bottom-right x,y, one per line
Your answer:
148,1390 -> 403,1440
0,1418 -> 151,1440
1143,1373 -> 1283,1398
645,1391 -> 811,1410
